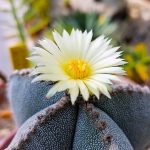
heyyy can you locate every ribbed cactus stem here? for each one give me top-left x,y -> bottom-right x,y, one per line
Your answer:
11,96 -> 70,149
9,0 -> 25,42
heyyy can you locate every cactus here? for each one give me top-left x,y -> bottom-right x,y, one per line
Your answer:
7,69 -> 150,149
92,81 -> 150,150
8,69 -> 64,126
7,96 -> 133,150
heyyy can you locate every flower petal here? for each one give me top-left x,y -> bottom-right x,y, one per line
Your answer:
93,58 -> 126,70
69,83 -> 79,105
90,47 -> 120,64
32,74 -> 68,82
39,38 -> 62,57
97,82 -> 111,99
46,80 -> 76,98
94,67 -> 126,75
84,80 -> 99,99
77,80 -> 89,101
85,35 -> 105,60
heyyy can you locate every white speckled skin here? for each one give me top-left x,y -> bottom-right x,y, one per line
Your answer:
8,74 -> 64,126
93,83 -> 150,150
7,97 -> 133,150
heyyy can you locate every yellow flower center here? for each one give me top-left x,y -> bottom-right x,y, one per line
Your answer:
62,58 -> 92,79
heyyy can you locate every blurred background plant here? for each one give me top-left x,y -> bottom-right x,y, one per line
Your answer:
0,0 -> 30,70
22,0 -> 52,39
44,12 -> 118,41
123,43 -> 150,84
0,0 -> 26,42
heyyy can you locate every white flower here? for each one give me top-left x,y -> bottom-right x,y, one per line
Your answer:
29,29 -> 126,104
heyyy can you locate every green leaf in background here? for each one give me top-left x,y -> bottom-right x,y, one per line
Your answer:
123,42 -> 150,84
23,0 -> 51,37
45,12 -> 118,40
0,0 -> 26,42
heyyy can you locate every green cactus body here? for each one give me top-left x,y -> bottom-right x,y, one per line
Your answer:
7,69 -> 150,149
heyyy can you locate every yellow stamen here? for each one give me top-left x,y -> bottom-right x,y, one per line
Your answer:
62,58 -> 92,79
